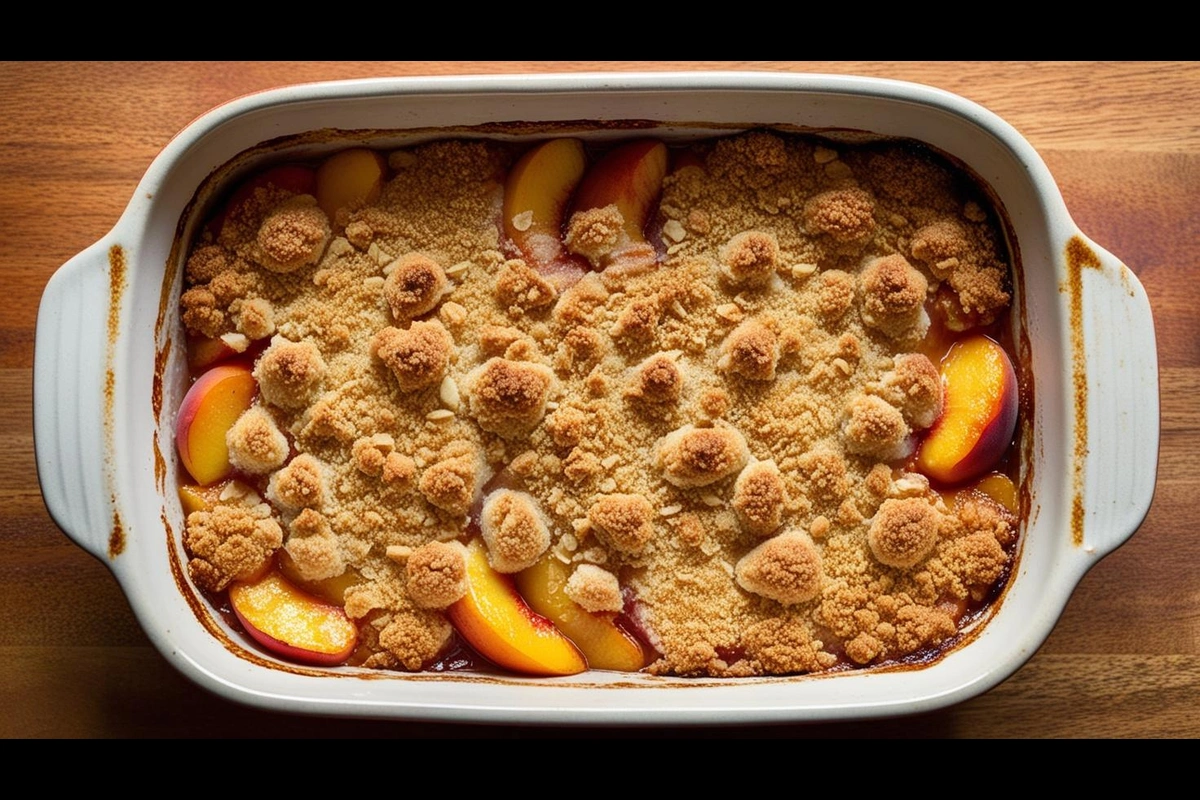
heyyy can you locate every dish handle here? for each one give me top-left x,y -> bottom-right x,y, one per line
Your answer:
35,239 -> 120,561
1073,234 -> 1159,557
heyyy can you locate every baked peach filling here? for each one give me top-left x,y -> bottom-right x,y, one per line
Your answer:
176,130 -> 1020,677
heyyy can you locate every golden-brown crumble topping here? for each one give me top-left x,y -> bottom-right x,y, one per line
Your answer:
495,258 -> 558,313
405,541 -> 468,609
184,502 -> 283,593
566,205 -> 625,267
803,187 -> 877,246
378,609 -> 454,671
565,564 -> 624,613
878,352 -> 943,429
480,489 -> 550,573
735,530 -> 824,605
254,337 -> 327,410
867,497 -> 941,568
254,196 -> 331,273
815,269 -> 856,320
843,394 -> 912,462
732,459 -> 787,537
464,357 -> 555,438
372,320 -> 452,392
860,255 -> 930,341
719,319 -> 779,381
285,508 -> 344,582
656,423 -> 750,488
383,252 -> 449,322
417,442 -> 483,516
588,494 -> 655,554
226,406 -> 289,476
627,352 -> 683,404
236,297 -> 275,340
268,453 -> 327,511
177,131 -> 1019,678
719,230 -> 779,286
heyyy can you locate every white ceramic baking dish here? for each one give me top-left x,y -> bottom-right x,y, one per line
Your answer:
34,73 -> 1158,725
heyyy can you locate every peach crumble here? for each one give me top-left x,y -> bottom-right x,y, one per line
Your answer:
175,130 -> 1020,677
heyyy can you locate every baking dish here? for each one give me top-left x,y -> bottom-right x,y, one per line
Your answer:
34,73 -> 1158,724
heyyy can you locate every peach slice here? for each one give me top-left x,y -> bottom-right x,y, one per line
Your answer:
446,538 -> 587,677
571,139 -> 668,243
315,148 -> 386,219
179,483 -> 217,516
229,568 -> 358,667
938,472 -> 1019,520
969,472 -> 1018,515
502,138 -> 588,286
187,334 -> 238,372
175,364 -> 257,485
916,335 -> 1018,485
515,555 -> 646,672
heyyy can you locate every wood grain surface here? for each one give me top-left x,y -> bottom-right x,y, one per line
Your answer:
2,61 -> 1196,739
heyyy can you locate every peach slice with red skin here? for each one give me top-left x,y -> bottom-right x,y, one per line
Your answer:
515,555 -> 647,672
446,538 -> 587,677
229,568 -> 358,667
175,363 -> 257,485
315,148 -> 387,220
502,138 -> 589,287
571,139 -> 669,243
177,479 -> 256,516
916,335 -> 1018,485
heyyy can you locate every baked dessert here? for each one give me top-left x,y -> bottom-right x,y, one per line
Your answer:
174,129 -> 1020,677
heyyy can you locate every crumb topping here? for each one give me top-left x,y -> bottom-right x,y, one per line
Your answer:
237,297 -> 276,340
588,494 -> 655,554
480,489 -> 551,573
565,564 -> 624,613
735,530 -> 823,605
378,609 -> 453,671
465,358 -> 555,438
732,459 -> 787,537
268,453 -> 327,511
803,187 -> 876,245
184,502 -> 283,593
178,132 -> 1018,677
843,394 -> 912,462
417,442 -> 483,515
860,255 -> 930,341
566,205 -> 625,267
868,498 -> 941,568
405,541 -> 468,609
627,352 -> 684,404
373,320 -> 452,391
656,423 -> 750,488
226,406 -> 289,475
719,230 -> 779,286
254,196 -> 331,273
879,353 -> 943,429
255,337 -> 327,410
284,508 -> 344,582
495,258 -> 558,313
383,253 -> 449,323
719,319 -> 779,381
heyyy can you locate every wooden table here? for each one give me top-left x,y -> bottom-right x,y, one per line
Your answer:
2,62 -> 1195,738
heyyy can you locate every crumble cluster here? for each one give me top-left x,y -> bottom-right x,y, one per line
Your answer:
180,131 -> 1015,677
